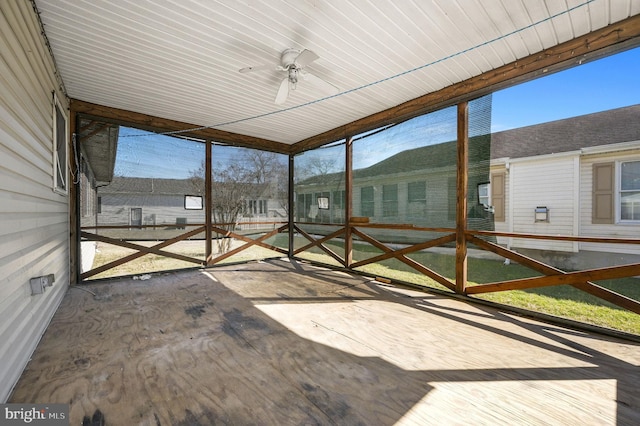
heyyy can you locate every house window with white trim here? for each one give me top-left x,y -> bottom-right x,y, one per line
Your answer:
53,93 -> 68,194
620,160 -> 640,221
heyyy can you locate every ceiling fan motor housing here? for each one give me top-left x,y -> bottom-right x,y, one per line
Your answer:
280,48 -> 301,68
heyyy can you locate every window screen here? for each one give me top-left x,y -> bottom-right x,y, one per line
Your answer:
78,121 -> 289,278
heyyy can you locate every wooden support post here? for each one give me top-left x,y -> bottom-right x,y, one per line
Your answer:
205,139 -> 212,264
456,102 -> 469,294
288,154 -> 295,259
345,136 -> 353,268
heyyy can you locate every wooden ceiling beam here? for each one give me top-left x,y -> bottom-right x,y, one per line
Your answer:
69,99 -> 294,155
292,14 -> 640,154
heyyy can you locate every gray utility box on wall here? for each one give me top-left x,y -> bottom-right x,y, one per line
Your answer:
30,274 -> 55,295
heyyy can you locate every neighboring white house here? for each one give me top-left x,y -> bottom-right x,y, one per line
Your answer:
296,105 -> 640,269
489,104 -> 640,268
0,2 -> 70,401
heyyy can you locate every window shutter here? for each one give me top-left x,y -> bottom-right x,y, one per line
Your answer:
592,162 -> 614,224
491,172 -> 505,222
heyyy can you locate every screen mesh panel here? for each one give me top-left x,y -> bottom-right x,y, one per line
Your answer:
350,95 -> 493,242
468,47 -> 640,333
79,122 -> 288,278
294,142 -> 346,224
207,145 -> 289,263
293,142 -> 346,264
292,96 -> 493,272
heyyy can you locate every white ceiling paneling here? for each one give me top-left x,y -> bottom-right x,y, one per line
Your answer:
33,0 -> 640,146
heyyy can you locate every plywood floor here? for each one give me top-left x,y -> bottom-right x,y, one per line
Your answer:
10,259 -> 640,425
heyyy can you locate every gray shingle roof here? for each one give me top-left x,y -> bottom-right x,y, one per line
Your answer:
297,105 -> 640,185
491,104 -> 640,159
98,177 -> 202,195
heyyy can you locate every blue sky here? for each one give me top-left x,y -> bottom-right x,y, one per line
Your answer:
114,127 -> 205,178
348,46 -> 640,169
116,46 -> 640,178
491,46 -> 640,132
114,128 -> 270,179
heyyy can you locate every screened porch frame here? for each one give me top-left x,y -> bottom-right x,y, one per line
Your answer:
73,15 -> 640,318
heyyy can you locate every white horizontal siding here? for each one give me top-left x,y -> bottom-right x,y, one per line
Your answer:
580,148 -> 640,255
509,156 -> 577,252
96,195 -> 206,227
0,1 -> 69,402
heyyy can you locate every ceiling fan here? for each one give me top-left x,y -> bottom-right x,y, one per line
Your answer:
239,48 -> 339,105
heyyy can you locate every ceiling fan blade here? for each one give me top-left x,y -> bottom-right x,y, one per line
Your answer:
295,49 -> 319,67
302,72 -> 339,95
274,77 -> 290,104
239,64 -> 275,73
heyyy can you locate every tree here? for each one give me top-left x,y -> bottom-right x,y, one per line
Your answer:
190,148 -> 288,253
293,153 -> 344,223
246,150 -> 289,216
294,156 -> 337,183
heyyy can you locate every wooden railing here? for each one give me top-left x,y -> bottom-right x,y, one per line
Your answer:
79,221 -> 288,280
292,221 -> 640,315
80,219 -> 640,315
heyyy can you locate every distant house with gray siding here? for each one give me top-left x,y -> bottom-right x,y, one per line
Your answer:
96,176 -> 287,228
97,177 -> 206,227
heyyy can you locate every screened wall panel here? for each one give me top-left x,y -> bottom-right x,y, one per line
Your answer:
352,100 -> 491,226
293,143 -> 346,265
349,97 -> 493,243
467,46 -> 640,334
294,142 -> 346,224
207,145 -> 289,264
351,109 -> 458,232
79,122 -> 289,278
79,122 -> 207,279
483,47 -> 640,270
